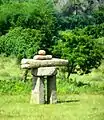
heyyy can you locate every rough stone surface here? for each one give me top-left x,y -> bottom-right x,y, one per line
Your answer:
31,67 -> 57,77
21,58 -> 68,69
33,55 -> 52,60
30,76 -> 45,104
53,0 -> 103,14
38,50 -> 46,55
47,76 -> 57,104
21,50 -> 68,104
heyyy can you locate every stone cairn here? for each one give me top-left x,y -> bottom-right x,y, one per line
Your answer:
21,50 -> 68,104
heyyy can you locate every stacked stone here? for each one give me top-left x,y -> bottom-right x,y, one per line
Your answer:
30,50 -> 57,104
21,50 -> 68,104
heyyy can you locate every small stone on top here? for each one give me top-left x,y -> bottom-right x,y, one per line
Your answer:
38,50 -> 46,55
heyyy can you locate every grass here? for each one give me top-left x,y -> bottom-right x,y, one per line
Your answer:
57,59 -> 104,94
0,94 -> 104,120
0,56 -> 104,120
0,55 -> 22,81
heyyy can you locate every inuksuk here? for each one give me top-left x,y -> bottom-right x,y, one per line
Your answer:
21,50 -> 68,104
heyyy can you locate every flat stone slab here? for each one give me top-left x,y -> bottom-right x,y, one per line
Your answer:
31,67 -> 57,77
33,55 -> 52,60
21,58 -> 68,69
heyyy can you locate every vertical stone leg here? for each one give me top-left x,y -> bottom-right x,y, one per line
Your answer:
30,76 -> 45,104
47,75 -> 57,104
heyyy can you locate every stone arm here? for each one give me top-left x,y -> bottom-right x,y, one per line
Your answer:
21,58 -> 68,69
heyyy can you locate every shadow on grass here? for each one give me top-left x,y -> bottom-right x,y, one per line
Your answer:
57,99 -> 80,103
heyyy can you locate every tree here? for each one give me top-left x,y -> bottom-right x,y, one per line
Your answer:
0,27 -> 41,59
53,30 -> 103,77
0,0 -> 58,53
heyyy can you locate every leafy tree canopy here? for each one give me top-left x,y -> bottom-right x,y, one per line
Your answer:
0,27 -> 41,60
0,0 -> 58,53
53,30 -> 103,76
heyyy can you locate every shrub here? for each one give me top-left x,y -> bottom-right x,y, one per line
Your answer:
73,23 -> 104,39
92,10 -> 104,24
53,30 -> 103,76
58,10 -> 104,30
58,14 -> 94,30
0,79 -> 32,94
0,0 -> 58,53
0,27 -> 41,60
96,37 -> 104,58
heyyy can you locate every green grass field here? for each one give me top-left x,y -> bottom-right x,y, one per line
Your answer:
0,56 -> 104,120
0,94 -> 104,120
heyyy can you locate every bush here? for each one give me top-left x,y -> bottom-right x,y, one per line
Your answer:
96,37 -> 104,58
58,14 -> 94,30
73,23 -> 104,39
58,10 -> 104,30
0,79 -> 32,94
92,10 -> 104,24
0,0 -> 58,53
53,30 -> 103,76
0,27 -> 41,60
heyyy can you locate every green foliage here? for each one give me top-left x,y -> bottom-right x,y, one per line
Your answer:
96,37 -> 104,58
0,80 -> 31,94
58,10 -> 104,30
0,56 -> 104,95
0,27 -> 41,59
0,56 -> 31,95
73,23 -> 104,39
53,30 -> 102,75
57,77 -> 104,94
0,1 -> 104,97
0,0 -> 58,52
57,60 -> 104,94
92,10 -> 104,24
58,14 -> 94,30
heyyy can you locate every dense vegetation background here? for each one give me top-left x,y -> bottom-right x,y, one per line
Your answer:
0,0 -> 104,74
0,0 -> 104,119
0,0 -> 104,90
